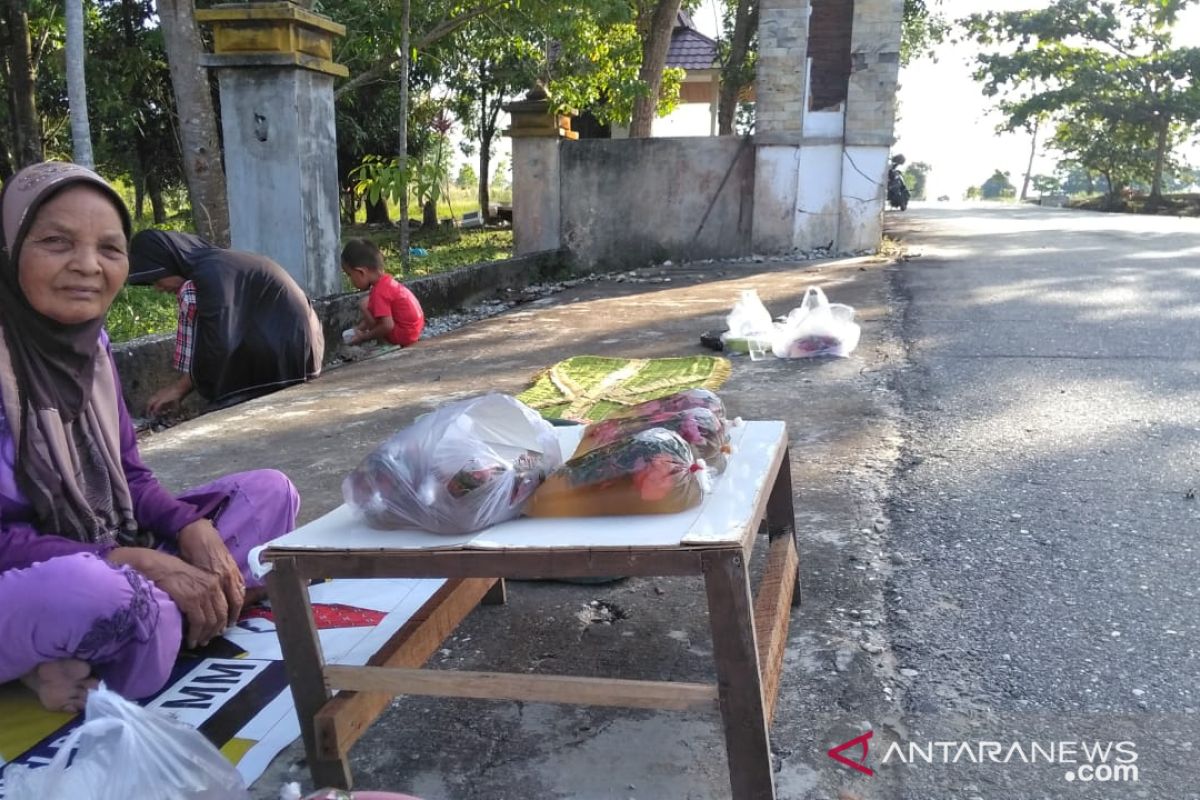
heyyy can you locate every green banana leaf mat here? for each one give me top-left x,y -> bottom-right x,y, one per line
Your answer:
517,355 -> 732,422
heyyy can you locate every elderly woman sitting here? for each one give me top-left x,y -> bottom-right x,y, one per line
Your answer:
0,162 -> 299,713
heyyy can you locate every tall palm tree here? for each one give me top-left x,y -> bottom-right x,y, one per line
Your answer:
64,0 -> 94,166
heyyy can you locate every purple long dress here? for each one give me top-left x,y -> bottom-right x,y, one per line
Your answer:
0,336 -> 299,699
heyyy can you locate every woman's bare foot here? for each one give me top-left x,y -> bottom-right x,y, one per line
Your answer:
21,660 -> 98,713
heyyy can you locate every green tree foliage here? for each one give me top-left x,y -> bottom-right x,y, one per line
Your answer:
1048,113 -> 1157,204
963,0 -> 1200,205
965,185 -> 982,200
902,160 -> 931,200
980,169 -> 1016,200
1031,174 -> 1063,194
902,0 -> 948,66
455,163 -> 478,190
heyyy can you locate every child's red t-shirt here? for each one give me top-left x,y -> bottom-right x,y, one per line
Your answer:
368,274 -> 425,346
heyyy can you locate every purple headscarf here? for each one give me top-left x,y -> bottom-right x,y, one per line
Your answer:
0,162 -> 137,544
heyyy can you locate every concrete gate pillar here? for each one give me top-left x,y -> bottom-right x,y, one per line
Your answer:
196,1 -> 347,298
838,0 -> 903,251
503,88 -> 577,256
752,0 -> 811,254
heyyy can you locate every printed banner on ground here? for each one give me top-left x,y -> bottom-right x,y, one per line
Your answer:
0,578 -> 444,797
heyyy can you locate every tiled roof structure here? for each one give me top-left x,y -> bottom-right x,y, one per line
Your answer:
666,10 -> 718,71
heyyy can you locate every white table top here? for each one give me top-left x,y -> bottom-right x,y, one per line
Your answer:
264,420 -> 786,554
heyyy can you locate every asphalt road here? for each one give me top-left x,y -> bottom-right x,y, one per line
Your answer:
878,203 -> 1200,798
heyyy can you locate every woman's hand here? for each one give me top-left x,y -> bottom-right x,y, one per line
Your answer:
107,547 -> 229,648
146,375 -> 193,416
177,519 -> 246,628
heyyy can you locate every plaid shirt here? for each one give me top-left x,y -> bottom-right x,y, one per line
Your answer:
172,280 -> 198,374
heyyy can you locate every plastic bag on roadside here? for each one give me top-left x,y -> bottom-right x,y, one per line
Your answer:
722,288 -> 775,345
526,428 -> 708,518
772,286 -> 861,358
3,683 -> 248,800
342,393 -> 563,534
574,407 -> 732,473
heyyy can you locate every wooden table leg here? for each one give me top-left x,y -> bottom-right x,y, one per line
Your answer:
266,557 -> 351,789
703,549 -> 776,800
481,577 -> 507,605
765,445 -> 801,607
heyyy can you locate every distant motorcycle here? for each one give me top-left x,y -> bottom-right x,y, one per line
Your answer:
887,154 -> 910,211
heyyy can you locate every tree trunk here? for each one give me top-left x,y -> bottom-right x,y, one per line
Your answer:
147,174 -> 167,223
718,0 -> 757,136
477,88 -> 491,218
1,0 -> 44,167
477,144 -> 492,221
157,0 -> 230,246
64,0 -> 94,167
1019,116 -> 1040,202
1148,116 -> 1170,205
365,196 -> 390,224
629,0 -> 684,138
398,0 -> 411,274
422,199 -> 438,228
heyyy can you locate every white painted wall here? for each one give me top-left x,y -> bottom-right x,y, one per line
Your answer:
794,143 -> 843,249
838,145 -> 889,252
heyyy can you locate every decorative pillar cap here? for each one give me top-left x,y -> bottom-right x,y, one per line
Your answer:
197,1 -> 348,77
504,83 -> 577,139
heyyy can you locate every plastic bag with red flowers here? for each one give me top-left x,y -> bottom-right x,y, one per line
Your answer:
526,428 -> 708,518
342,394 -> 563,534
605,388 -> 727,424
573,406 -> 732,472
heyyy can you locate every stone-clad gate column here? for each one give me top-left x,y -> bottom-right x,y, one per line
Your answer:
197,1 -> 347,298
839,0 -> 903,251
752,0 -> 811,254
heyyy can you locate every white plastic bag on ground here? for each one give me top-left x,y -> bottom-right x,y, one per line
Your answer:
3,684 -> 248,800
772,286 -> 861,358
722,289 -> 775,350
343,393 -> 563,534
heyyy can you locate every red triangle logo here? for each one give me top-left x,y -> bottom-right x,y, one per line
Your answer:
827,730 -> 874,776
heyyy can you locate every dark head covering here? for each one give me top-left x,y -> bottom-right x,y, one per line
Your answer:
0,162 -> 137,544
127,230 -> 325,405
127,230 -> 211,285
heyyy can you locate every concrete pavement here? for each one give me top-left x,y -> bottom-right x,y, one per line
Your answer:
137,252 -> 907,798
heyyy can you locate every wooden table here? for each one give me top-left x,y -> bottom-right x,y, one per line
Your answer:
262,421 -> 799,799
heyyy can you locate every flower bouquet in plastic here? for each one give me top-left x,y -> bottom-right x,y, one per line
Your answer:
526,428 -> 708,518
573,406 -> 732,473
605,388 -> 727,423
343,394 -> 563,534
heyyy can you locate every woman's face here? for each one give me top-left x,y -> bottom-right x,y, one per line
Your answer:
17,185 -> 128,325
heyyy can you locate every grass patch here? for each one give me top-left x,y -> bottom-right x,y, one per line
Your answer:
106,286 -> 177,344
347,225 -> 514,280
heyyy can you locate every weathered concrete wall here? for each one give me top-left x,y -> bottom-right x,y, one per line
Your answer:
216,68 -> 342,298
512,138 -> 563,255
838,146 -> 889,250
113,249 -> 568,417
795,143 -> 843,249
560,137 -> 754,271
838,0 -> 903,250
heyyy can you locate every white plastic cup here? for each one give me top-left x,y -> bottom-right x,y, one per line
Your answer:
342,328 -> 356,344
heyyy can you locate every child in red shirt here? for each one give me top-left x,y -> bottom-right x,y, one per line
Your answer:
341,239 -> 425,347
